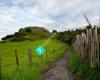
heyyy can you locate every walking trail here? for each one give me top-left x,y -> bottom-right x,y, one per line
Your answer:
43,48 -> 73,80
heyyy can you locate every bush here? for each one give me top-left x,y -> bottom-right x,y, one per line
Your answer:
2,35 -> 14,40
25,27 -> 32,32
11,36 -> 27,42
14,32 -> 26,36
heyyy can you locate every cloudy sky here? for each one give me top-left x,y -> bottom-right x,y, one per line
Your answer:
0,0 -> 100,40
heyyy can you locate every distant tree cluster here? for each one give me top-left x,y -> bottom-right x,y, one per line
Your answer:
52,26 -> 100,45
1,25 -> 100,43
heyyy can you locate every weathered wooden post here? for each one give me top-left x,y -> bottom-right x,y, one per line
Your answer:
80,33 -> 83,60
39,55 -> 43,63
84,33 -> 87,63
28,48 -> 32,65
41,55 -> 42,60
93,27 -> 99,69
78,35 -> 82,58
81,33 -> 87,62
15,50 -> 19,66
90,28 -> 95,68
45,49 -> 48,57
38,54 -> 42,60
86,29 -> 90,64
88,29 -> 93,68
86,29 -> 92,66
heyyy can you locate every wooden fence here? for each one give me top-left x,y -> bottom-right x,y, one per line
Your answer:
11,46 -> 65,66
74,27 -> 100,70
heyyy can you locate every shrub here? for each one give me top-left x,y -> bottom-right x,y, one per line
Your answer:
11,36 -> 26,42
2,35 -> 14,40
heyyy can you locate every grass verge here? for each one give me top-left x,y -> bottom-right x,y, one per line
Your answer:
68,50 -> 100,80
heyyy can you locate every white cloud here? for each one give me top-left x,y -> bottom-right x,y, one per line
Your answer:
0,0 -> 100,40
0,15 -> 13,22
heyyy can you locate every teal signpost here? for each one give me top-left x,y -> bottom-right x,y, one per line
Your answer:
35,45 -> 45,56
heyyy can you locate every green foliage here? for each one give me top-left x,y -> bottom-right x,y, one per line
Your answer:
86,25 -> 92,29
25,27 -> 32,33
11,36 -> 27,42
68,51 -> 100,80
52,30 -> 57,34
53,25 -> 100,45
54,30 -> 77,45
2,35 -> 14,40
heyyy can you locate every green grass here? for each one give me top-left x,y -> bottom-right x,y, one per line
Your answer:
68,51 -> 100,80
0,38 -> 68,80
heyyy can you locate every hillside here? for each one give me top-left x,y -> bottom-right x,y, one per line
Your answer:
1,26 -> 51,42
0,38 -> 68,80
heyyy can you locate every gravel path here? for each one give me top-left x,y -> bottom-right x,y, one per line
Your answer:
43,48 -> 73,80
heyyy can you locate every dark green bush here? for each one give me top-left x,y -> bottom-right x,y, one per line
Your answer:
11,36 -> 27,42
2,35 -> 14,40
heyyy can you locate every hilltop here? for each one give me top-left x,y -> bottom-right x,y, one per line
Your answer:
2,26 -> 51,42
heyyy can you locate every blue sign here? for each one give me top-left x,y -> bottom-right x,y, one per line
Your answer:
35,45 -> 45,56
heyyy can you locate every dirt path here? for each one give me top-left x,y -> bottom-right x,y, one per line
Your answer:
43,48 -> 73,80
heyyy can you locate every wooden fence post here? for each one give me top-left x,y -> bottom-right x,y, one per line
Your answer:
41,55 -> 42,60
53,48 -> 55,53
45,49 -> 48,57
15,50 -> 19,66
28,48 -> 32,65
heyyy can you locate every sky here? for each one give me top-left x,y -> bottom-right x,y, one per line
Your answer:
0,0 -> 100,40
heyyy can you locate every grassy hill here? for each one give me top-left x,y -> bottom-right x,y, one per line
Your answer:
0,38 -> 68,80
1,26 -> 51,42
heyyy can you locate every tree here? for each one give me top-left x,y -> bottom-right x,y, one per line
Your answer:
52,30 -> 57,34
25,27 -> 32,33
